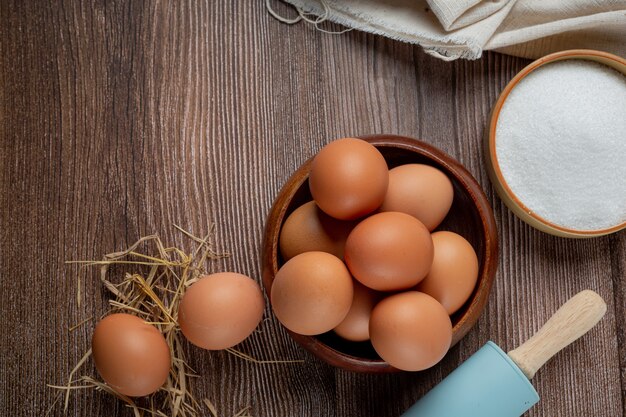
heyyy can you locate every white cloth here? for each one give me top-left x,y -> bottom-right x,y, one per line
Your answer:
284,0 -> 626,60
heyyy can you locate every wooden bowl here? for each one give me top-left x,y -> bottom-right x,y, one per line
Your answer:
261,135 -> 498,373
486,49 -> 626,238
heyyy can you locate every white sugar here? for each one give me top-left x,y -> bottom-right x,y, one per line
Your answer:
495,60 -> 626,231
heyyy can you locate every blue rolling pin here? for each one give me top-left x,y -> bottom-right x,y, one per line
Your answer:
401,290 -> 606,417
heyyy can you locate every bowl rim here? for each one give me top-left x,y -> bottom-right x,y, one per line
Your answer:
486,49 -> 626,238
261,134 -> 499,373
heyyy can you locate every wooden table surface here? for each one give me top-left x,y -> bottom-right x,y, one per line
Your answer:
1,1 -> 624,416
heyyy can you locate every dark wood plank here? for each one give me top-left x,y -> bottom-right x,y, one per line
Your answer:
0,1 -> 623,416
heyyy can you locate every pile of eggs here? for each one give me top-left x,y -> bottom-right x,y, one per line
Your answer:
88,137 -> 480,397
271,138 -> 479,371
91,272 -> 265,397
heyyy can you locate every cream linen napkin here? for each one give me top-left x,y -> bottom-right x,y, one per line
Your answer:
283,0 -> 626,60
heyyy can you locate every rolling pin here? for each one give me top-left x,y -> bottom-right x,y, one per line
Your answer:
401,290 -> 607,417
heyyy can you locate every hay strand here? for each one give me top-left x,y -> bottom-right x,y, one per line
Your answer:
204,399 -> 219,417
62,349 -> 92,412
68,316 -> 92,332
226,348 -> 304,365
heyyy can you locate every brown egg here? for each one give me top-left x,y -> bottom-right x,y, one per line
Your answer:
178,272 -> 265,350
334,280 -> 382,342
417,231 -> 479,315
309,138 -> 389,220
344,212 -> 434,291
92,313 -> 171,397
380,164 -> 454,231
271,251 -> 353,335
369,291 -> 452,371
279,201 -> 356,261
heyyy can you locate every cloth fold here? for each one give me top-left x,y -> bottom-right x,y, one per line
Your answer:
284,0 -> 626,60
426,0 -> 513,31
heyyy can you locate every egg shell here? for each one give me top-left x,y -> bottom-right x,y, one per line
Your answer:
344,212 -> 434,291
271,251 -> 354,335
279,201 -> 357,261
417,231 -> 479,315
178,272 -> 265,350
333,280 -> 382,342
309,138 -> 389,220
369,291 -> 452,371
380,164 -> 454,231
92,313 -> 171,397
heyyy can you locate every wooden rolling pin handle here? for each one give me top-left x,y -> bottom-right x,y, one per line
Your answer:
507,290 -> 607,380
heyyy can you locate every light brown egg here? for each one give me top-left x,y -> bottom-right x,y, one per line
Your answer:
178,272 -> 265,350
417,231 -> 479,315
92,313 -> 171,397
271,251 -> 353,335
344,212 -> 434,291
369,291 -> 452,371
380,164 -> 454,231
309,138 -> 389,220
333,280 -> 382,342
279,201 -> 356,261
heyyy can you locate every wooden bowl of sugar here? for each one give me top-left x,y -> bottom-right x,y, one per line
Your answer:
486,49 -> 626,238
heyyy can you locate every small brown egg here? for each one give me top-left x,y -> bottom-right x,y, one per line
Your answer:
178,272 -> 265,350
417,231 -> 479,315
369,292 -> 452,371
380,164 -> 454,231
334,280 -> 382,342
271,251 -> 353,335
92,313 -> 171,397
344,212 -> 434,291
309,138 -> 389,220
279,201 -> 356,261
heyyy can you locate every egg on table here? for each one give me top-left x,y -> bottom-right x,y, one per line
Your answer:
178,272 -> 265,350
92,313 -> 171,397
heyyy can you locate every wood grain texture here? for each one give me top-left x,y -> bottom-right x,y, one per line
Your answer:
0,1 -> 623,416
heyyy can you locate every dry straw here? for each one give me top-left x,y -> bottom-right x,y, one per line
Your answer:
50,225 -> 301,416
